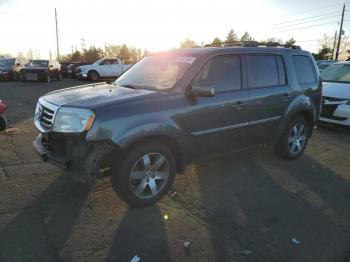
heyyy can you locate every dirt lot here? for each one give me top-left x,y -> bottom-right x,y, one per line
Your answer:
0,80 -> 349,262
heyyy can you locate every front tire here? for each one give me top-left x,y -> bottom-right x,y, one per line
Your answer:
0,116 -> 7,131
112,142 -> 176,207
12,72 -> 20,81
274,116 -> 310,160
88,71 -> 99,82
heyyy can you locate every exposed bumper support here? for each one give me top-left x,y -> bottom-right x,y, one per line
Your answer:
33,133 -> 115,185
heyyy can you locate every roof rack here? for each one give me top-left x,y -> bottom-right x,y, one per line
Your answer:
204,41 -> 301,50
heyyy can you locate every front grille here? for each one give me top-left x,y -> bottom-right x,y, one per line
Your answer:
40,105 -> 55,129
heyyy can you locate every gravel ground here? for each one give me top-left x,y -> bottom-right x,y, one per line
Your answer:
0,80 -> 349,262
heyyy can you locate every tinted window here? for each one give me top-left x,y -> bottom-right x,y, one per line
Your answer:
193,55 -> 241,92
110,59 -> 119,64
292,55 -> 316,84
276,55 -> 287,85
101,59 -> 111,65
247,55 -> 279,88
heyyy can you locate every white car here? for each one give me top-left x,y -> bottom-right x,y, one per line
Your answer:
320,61 -> 350,127
76,58 -> 131,81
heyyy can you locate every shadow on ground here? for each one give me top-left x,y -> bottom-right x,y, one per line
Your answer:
0,176 -> 90,261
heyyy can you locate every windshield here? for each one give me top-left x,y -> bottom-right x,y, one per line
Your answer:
114,55 -> 196,91
321,63 -> 350,83
26,60 -> 49,67
94,59 -> 104,65
0,59 -> 15,67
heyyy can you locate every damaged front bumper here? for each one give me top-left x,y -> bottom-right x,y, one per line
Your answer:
33,133 -> 116,185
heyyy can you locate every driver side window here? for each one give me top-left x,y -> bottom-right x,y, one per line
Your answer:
193,55 -> 242,93
101,60 -> 111,65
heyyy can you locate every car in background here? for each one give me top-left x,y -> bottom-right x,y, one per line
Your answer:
317,60 -> 337,72
76,58 -> 131,81
0,57 -> 26,81
22,60 -> 62,83
320,61 -> 350,127
59,61 -> 74,78
69,62 -> 91,78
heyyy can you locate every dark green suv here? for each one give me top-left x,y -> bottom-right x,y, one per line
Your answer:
33,45 -> 322,206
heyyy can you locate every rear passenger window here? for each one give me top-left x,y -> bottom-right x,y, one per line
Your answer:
193,55 -> 241,92
292,55 -> 316,84
247,55 -> 285,88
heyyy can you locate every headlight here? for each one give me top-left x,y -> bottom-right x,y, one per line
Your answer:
52,107 -> 95,133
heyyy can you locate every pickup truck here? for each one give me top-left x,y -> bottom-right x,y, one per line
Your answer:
76,58 -> 131,81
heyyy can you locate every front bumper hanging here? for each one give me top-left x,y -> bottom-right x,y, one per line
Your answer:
33,133 -> 115,185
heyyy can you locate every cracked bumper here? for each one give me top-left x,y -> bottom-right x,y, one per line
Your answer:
33,133 -> 115,185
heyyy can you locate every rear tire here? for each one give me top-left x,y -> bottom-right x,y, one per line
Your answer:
112,142 -> 176,207
274,116 -> 310,160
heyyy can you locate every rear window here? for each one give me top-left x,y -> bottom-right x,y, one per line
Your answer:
292,55 -> 316,84
247,55 -> 286,88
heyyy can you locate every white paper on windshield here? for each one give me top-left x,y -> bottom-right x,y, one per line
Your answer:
174,57 -> 196,64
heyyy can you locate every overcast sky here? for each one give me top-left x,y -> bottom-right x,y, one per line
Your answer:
0,0 -> 348,58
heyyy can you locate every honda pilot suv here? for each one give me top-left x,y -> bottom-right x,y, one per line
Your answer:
33,44 -> 322,206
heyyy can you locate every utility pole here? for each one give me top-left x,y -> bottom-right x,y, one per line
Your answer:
55,8 -> 60,61
105,42 -> 107,58
332,31 -> 338,60
81,38 -> 86,62
335,4 -> 345,61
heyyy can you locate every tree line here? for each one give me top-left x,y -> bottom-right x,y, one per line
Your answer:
180,29 -> 350,61
180,29 -> 297,48
60,45 -> 149,64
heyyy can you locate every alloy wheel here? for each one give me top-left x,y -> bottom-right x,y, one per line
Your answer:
288,123 -> 307,154
129,153 -> 170,199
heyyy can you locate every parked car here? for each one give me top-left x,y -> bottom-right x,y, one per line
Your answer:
320,61 -> 350,127
76,58 -> 131,81
317,60 -> 336,72
33,46 -> 322,206
0,99 -> 7,131
70,62 -> 91,78
22,60 -> 61,83
59,61 -> 74,78
0,57 -> 26,81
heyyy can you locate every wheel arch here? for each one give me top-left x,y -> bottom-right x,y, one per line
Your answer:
120,134 -> 186,174
275,95 -> 317,142
87,70 -> 99,79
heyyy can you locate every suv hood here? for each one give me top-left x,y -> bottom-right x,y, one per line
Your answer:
323,82 -> 350,99
41,83 -> 155,108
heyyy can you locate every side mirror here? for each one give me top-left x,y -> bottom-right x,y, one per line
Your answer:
191,85 -> 215,97
50,65 -> 53,68
16,63 -> 21,66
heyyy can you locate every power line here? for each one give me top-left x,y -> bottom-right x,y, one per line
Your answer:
269,11 -> 341,26
277,21 -> 337,33
296,39 -> 323,42
272,14 -> 341,29
277,2 -> 348,18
